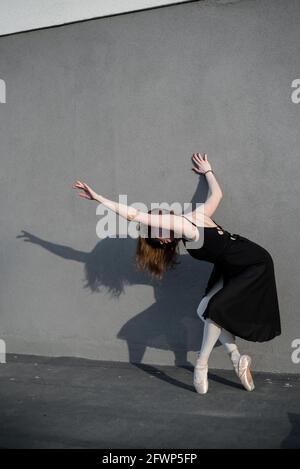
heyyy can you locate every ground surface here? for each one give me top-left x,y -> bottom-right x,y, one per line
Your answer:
0,354 -> 299,449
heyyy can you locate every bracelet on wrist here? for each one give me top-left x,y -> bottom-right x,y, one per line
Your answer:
204,169 -> 214,175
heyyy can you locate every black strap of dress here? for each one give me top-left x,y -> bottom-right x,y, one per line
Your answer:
181,214 -> 242,241
181,215 -> 197,226
182,214 -> 222,230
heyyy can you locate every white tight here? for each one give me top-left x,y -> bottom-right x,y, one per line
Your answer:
196,276 -> 239,365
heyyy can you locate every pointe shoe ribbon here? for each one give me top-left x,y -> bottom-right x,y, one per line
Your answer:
193,362 -> 209,394
234,355 -> 255,392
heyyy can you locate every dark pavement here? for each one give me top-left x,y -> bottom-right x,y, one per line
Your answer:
0,354 -> 299,449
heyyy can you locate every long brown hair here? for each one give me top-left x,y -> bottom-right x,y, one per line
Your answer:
135,209 -> 181,280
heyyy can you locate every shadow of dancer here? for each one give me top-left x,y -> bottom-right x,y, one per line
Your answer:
17,232 -> 210,367
17,174 -> 234,391
281,412 -> 300,448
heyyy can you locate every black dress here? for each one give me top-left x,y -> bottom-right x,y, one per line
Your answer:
181,216 -> 281,342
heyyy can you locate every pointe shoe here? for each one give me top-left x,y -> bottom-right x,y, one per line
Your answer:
193,362 -> 209,394
233,355 -> 255,391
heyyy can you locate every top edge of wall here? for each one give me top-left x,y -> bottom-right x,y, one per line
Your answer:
0,0 -> 199,38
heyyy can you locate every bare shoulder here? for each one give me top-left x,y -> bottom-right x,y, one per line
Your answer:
182,210 -> 203,227
180,213 -> 200,241
182,209 -> 217,229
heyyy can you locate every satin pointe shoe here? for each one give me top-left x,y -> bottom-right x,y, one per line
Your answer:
233,355 -> 255,391
193,361 -> 209,394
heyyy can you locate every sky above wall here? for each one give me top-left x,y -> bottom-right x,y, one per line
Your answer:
0,0 -> 193,36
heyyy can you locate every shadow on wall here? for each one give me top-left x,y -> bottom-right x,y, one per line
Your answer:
17,178 -> 218,368
17,232 -> 212,367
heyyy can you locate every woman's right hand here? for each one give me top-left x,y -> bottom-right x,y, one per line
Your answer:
191,153 -> 212,175
72,180 -> 99,201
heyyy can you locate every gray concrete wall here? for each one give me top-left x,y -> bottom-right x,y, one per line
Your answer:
0,0 -> 300,373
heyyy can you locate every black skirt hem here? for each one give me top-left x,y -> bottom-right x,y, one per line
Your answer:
202,309 -> 281,343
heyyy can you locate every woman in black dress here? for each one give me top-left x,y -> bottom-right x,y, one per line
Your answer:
72,153 -> 281,395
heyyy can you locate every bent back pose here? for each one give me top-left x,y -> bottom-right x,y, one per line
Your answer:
73,153 -> 281,395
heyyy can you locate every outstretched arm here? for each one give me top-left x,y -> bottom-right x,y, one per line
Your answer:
72,181 -> 198,240
191,153 -> 223,218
